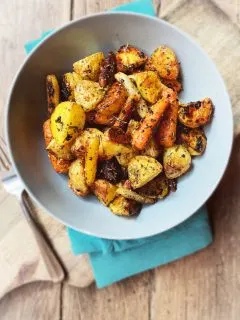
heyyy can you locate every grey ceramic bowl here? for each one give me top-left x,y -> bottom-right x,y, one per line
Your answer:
6,12 -> 233,239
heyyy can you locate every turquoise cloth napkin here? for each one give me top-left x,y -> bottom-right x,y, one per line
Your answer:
25,0 -> 213,288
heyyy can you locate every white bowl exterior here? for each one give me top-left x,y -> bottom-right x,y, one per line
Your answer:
6,13 -> 233,239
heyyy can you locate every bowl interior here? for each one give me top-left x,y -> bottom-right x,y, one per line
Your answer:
6,13 -> 233,239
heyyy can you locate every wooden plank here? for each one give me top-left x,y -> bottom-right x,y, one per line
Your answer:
62,272 -> 151,320
0,0 -> 70,317
0,282 -> 61,320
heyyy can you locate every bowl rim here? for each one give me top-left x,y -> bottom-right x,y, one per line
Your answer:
5,12 -> 234,239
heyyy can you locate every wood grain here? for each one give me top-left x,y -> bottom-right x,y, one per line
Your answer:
1,0 -> 240,319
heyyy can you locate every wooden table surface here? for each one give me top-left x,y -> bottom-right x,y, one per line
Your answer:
1,0 -> 240,319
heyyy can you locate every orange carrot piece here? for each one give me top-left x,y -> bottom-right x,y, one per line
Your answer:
156,98 -> 179,147
132,97 -> 169,150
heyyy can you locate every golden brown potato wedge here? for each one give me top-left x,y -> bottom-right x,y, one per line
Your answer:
74,80 -> 106,112
129,71 -> 162,104
178,98 -> 213,128
46,74 -> 60,114
128,156 -> 163,189
73,52 -> 104,81
68,158 -> 89,196
179,127 -> 207,156
109,196 -> 142,216
93,179 -> 117,206
116,45 -> 147,73
163,145 -> 191,179
150,46 -> 179,80
93,82 -> 128,125
85,135 -> 100,186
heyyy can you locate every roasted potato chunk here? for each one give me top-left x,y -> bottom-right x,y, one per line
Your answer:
46,74 -> 60,114
128,156 -> 163,189
116,183 -> 155,204
116,45 -> 147,73
99,52 -> 117,87
43,119 -> 72,172
50,102 -> 85,146
109,196 -> 142,216
85,135 -> 100,186
93,82 -> 128,125
163,145 -> 191,179
49,154 -> 71,174
178,98 -> 213,128
68,158 -> 89,196
71,128 -> 104,158
61,72 -> 82,101
74,80 -> 106,112
93,179 -> 117,206
151,46 -> 179,80
102,129 -> 134,160
179,127 -> 207,156
46,139 -> 74,160
130,71 -> 162,104
73,52 -> 104,81
97,158 -> 125,184
136,174 -> 169,199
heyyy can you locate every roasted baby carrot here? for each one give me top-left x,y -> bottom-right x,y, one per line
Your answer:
132,97 -> 169,150
156,98 -> 179,147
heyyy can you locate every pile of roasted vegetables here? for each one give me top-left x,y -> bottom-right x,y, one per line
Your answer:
43,44 -> 213,216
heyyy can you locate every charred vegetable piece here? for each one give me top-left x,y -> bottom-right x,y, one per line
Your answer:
108,127 -> 130,145
73,52 -> 104,81
68,158 -> 89,196
150,46 -> 179,80
46,74 -> 60,114
163,145 -> 191,179
168,178 -> 177,192
97,158 -> 125,184
99,52 -> 117,87
178,98 -> 213,128
161,78 -> 182,93
116,183 -> 156,204
179,127 -> 207,156
93,82 -> 128,125
61,72 -> 82,101
113,94 -> 139,130
128,156 -> 163,189
93,179 -> 117,206
50,101 -> 85,146
74,80 -> 106,112
48,154 -> 71,174
109,196 -> 142,216
136,174 -> 169,199
116,45 -> 147,74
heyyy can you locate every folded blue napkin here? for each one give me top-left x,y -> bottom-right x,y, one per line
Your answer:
25,0 -> 213,288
